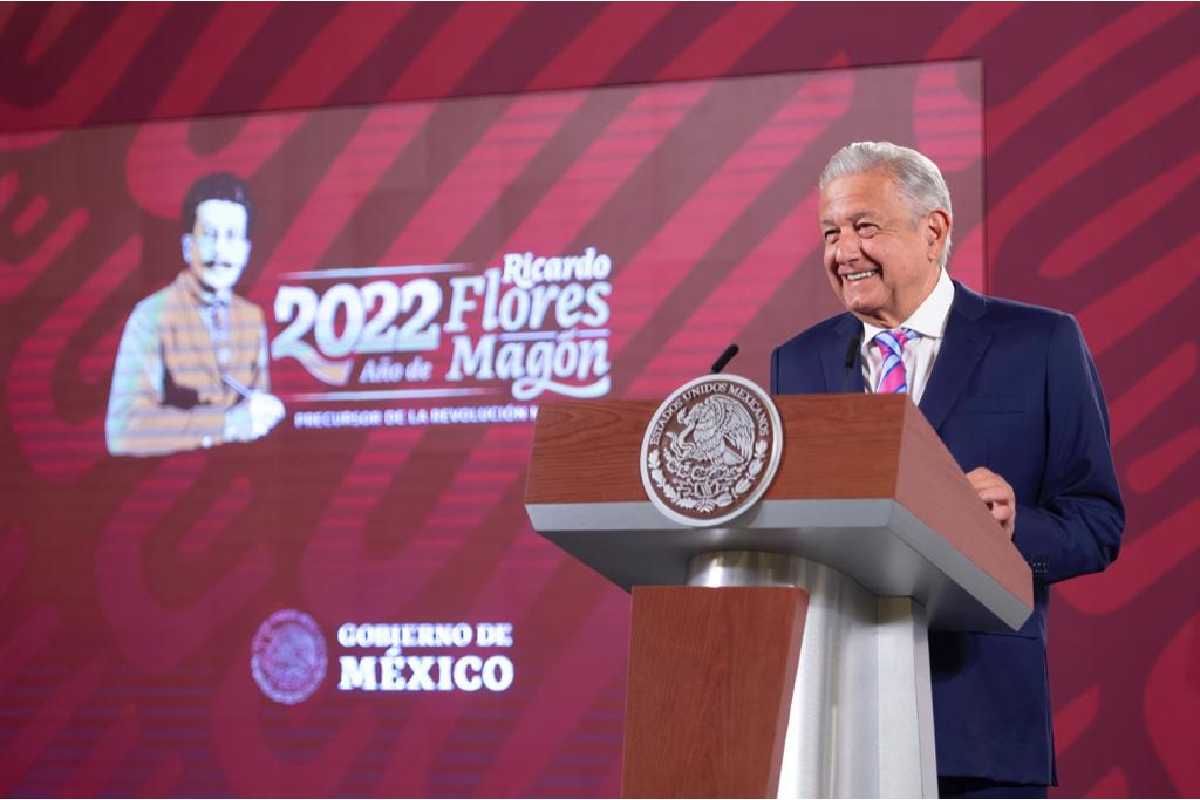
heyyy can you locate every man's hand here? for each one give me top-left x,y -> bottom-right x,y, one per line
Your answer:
224,392 -> 286,442
966,467 -> 1017,540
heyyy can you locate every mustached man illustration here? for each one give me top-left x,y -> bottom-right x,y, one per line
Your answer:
107,172 -> 284,456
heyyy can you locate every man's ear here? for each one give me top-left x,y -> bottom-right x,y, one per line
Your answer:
926,209 -> 951,258
181,233 -> 193,264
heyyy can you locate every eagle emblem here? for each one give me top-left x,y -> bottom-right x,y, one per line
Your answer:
641,374 -> 783,525
668,395 -> 756,467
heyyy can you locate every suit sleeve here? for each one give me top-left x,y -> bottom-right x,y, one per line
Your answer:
1013,314 -> 1124,583
105,303 -> 227,456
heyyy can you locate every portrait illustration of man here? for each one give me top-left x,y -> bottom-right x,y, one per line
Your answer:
771,142 -> 1124,798
106,172 -> 285,456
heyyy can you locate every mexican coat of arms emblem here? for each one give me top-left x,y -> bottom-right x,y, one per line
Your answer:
640,374 -> 783,526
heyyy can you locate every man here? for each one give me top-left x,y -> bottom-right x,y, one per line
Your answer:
106,172 -> 285,456
771,142 -> 1123,798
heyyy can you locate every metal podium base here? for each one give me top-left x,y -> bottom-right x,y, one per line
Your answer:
688,552 -> 937,799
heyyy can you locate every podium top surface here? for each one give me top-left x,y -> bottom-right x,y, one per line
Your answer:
525,394 -> 1034,633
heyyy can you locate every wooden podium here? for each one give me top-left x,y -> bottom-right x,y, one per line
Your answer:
525,393 -> 1033,798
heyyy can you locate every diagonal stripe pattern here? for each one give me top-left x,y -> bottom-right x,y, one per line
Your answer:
873,328 -> 919,394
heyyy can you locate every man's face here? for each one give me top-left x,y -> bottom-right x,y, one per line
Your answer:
818,171 -> 945,328
183,199 -> 250,294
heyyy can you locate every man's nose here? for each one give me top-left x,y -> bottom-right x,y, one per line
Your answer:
213,237 -> 242,263
834,230 -> 861,265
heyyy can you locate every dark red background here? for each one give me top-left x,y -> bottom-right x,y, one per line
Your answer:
0,3 -> 1196,798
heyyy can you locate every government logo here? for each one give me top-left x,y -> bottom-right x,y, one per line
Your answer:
252,609 -> 328,705
641,374 -> 783,526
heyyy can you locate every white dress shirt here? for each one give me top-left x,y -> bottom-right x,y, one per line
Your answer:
861,268 -> 954,404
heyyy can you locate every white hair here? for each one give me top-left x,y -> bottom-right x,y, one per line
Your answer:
819,141 -> 953,270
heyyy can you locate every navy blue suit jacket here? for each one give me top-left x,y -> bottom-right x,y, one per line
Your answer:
770,281 -> 1124,785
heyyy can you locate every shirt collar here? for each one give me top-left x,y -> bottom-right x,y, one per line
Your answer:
862,268 -> 954,343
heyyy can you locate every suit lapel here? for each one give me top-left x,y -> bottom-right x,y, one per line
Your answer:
919,282 -> 992,432
176,283 -> 224,389
820,314 -> 865,393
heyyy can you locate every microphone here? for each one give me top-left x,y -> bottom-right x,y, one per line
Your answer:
710,343 -> 739,374
839,333 -> 862,392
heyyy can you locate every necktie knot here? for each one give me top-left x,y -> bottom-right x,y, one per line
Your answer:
872,328 -> 919,394
207,299 -> 232,367
873,328 -> 918,357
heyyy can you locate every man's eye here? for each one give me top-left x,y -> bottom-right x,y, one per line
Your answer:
823,230 -> 839,243
855,223 -> 879,238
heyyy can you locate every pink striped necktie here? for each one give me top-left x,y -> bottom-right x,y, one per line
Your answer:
873,328 -> 919,394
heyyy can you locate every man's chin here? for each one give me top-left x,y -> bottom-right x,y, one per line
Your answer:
842,289 -> 882,317
200,268 -> 242,293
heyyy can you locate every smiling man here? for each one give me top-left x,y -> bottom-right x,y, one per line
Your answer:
106,172 -> 285,456
771,142 -> 1124,798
